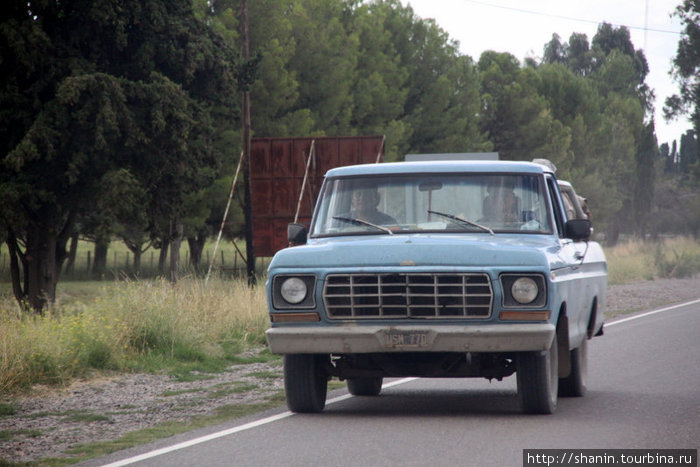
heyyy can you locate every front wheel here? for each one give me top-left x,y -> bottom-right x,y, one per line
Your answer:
559,337 -> 588,397
284,354 -> 328,413
347,377 -> 383,396
517,334 -> 558,414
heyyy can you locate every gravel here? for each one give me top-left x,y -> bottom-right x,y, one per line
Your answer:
1,276 -> 698,465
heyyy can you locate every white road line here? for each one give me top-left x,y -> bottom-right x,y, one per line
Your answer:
101,377 -> 418,466
606,299 -> 700,327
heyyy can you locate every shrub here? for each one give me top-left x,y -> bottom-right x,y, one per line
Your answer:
654,241 -> 700,279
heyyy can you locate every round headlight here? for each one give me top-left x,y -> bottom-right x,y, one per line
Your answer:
280,277 -> 307,304
511,277 -> 539,304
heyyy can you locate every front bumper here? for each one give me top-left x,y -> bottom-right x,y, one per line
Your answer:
265,323 -> 555,354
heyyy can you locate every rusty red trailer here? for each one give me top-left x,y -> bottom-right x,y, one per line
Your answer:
250,135 -> 385,257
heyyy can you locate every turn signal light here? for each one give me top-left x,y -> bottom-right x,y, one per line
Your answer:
270,312 -> 320,323
499,311 -> 551,321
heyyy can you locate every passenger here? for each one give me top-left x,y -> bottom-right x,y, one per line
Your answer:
349,187 -> 396,225
482,177 -> 521,223
578,195 -> 592,221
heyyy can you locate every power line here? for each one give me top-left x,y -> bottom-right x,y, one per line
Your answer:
461,0 -> 681,35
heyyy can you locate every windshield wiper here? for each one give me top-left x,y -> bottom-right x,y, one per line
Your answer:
428,210 -> 494,236
332,216 -> 394,235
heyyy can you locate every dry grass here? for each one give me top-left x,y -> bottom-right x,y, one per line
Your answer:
605,236 -> 700,285
0,277 -> 269,394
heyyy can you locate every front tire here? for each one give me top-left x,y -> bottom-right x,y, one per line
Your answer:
559,337 -> 588,397
517,334 -> 558,414
346,377 -> 383,396
284,354 -> 328,413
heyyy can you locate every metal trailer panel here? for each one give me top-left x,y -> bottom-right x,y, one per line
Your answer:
250,136 -> 384,257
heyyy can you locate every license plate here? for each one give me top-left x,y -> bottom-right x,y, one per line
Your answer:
383,330 -> 429,348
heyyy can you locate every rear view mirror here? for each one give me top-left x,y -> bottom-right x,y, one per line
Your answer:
287,223 -> 308,246
565,219 -> 592,241
419,180 -> 443,192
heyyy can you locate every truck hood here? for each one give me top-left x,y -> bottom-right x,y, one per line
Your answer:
269,234 -> 557,270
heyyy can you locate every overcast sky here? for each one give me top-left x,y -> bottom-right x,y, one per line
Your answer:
403,0 -> 691,147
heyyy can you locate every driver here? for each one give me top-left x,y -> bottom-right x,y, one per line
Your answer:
349,187 -> 396,225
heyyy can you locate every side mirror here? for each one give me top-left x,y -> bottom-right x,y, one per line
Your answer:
287,223 -> 308,246
565,219 -> 592,241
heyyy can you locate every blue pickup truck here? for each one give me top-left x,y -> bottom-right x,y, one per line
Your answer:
266,160 -> 607,414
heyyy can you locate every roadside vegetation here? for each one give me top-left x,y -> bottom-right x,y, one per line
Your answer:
0,237 -> 697,396
0,277 -> 271,395
605,236 -> 700,284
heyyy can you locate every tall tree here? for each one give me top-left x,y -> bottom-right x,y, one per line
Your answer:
633,122 -> 657,237
664,0 -> 700,166
0,0 -> 236,311
345,0 -> 409,159
543,34 -> 566,65
567,33 -> 593,77
591,23 -> 652,113
286,0 -> 358,135
478,52 -> 570,166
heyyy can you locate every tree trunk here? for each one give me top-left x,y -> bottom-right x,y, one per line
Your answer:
124,241 -> 148,277
64,231 -> 79,276
158,240 -> 169,277
132,249 -> 142,276
170,215 -> 183,284
92,238 -> 110,279
6,231 -> 26,307
187,230 -> 207,275
170,216 -> 183,283
5,210 -> 75,312
20,220 -> 70,312
28,227 -> 57,311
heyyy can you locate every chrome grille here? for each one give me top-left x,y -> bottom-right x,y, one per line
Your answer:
323,273 -> 492,319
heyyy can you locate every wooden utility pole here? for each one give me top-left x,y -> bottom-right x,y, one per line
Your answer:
241,0 -> 256,286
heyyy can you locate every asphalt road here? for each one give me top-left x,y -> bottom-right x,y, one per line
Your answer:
88,300 -> 700,467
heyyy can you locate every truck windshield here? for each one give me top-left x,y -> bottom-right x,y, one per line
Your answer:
311,173 -> 552,236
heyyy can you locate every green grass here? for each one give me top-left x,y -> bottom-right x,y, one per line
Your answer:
0,402 -> 15,416
63,411 -> 111,423
244,370 -> 282,379
0,429 -> 43,442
